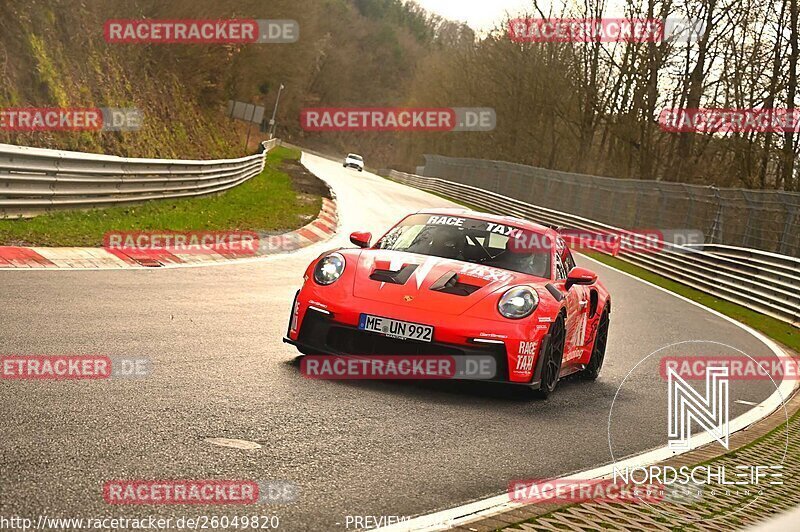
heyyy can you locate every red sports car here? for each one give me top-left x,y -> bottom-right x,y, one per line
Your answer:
284,209 -> 611,397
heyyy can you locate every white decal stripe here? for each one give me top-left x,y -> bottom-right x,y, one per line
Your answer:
413,257 -> 440,289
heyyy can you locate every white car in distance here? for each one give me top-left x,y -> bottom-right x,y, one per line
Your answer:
343,153 -> 364,172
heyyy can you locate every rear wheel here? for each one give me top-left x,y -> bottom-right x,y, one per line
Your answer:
533,315 -> 565,399
581,308 -> 609,381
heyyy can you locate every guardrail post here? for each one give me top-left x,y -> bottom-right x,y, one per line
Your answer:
633,182 -> 645,227
709,186 -> 723,244
655,185 -> 667,228
741,190 -> 755,248
779,204 -> 797,256
684,184 -> 695,229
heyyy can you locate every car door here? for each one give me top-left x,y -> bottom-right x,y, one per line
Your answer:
554,247 -> 590,365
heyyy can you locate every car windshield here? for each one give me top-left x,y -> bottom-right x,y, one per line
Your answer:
348,154 -> 362,160
375,214 -> 552,278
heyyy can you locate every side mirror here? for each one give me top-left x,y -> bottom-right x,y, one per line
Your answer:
565,267 -> 597,290
349,231 -> 372,248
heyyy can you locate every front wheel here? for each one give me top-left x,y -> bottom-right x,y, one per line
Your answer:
581,308 -> 609,381
533,315 -> 565,399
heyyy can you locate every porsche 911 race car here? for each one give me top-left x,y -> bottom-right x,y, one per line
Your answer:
284,209 -> 611,397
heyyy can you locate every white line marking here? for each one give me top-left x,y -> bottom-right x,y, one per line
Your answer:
204,438 -> 262,450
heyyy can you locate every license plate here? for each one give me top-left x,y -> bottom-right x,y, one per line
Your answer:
358,314 -> 433,342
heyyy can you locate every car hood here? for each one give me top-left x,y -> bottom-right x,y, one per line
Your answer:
350,249 -> 533,315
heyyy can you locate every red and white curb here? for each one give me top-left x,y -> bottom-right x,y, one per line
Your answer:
0,197 -> 338,270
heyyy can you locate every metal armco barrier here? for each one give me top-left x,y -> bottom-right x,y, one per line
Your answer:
388,170 -> 800,328
0,139 -> 280,218
421,155 -> 800,258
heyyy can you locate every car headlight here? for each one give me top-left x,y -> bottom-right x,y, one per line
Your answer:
313,253 -> 345,285
498,286 -> 539,319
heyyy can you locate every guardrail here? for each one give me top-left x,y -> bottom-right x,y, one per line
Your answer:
388,170 -> 800,328
0,138 -> 280,218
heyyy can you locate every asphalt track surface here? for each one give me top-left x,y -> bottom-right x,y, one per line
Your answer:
0,154 -> 784,531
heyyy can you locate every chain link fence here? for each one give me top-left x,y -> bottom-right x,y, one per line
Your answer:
421,155 -> 800,258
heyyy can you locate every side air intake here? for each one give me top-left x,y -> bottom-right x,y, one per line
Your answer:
369,264 -> 418,284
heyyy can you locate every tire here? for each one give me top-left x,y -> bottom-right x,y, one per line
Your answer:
581,307 -> 610,381
533,315 -> 566,399
358,168 -> 363,172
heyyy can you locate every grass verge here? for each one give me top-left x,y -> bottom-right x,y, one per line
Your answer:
0,146 -> 322,247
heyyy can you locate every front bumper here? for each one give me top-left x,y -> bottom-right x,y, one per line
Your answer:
285,292 -> 551,386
